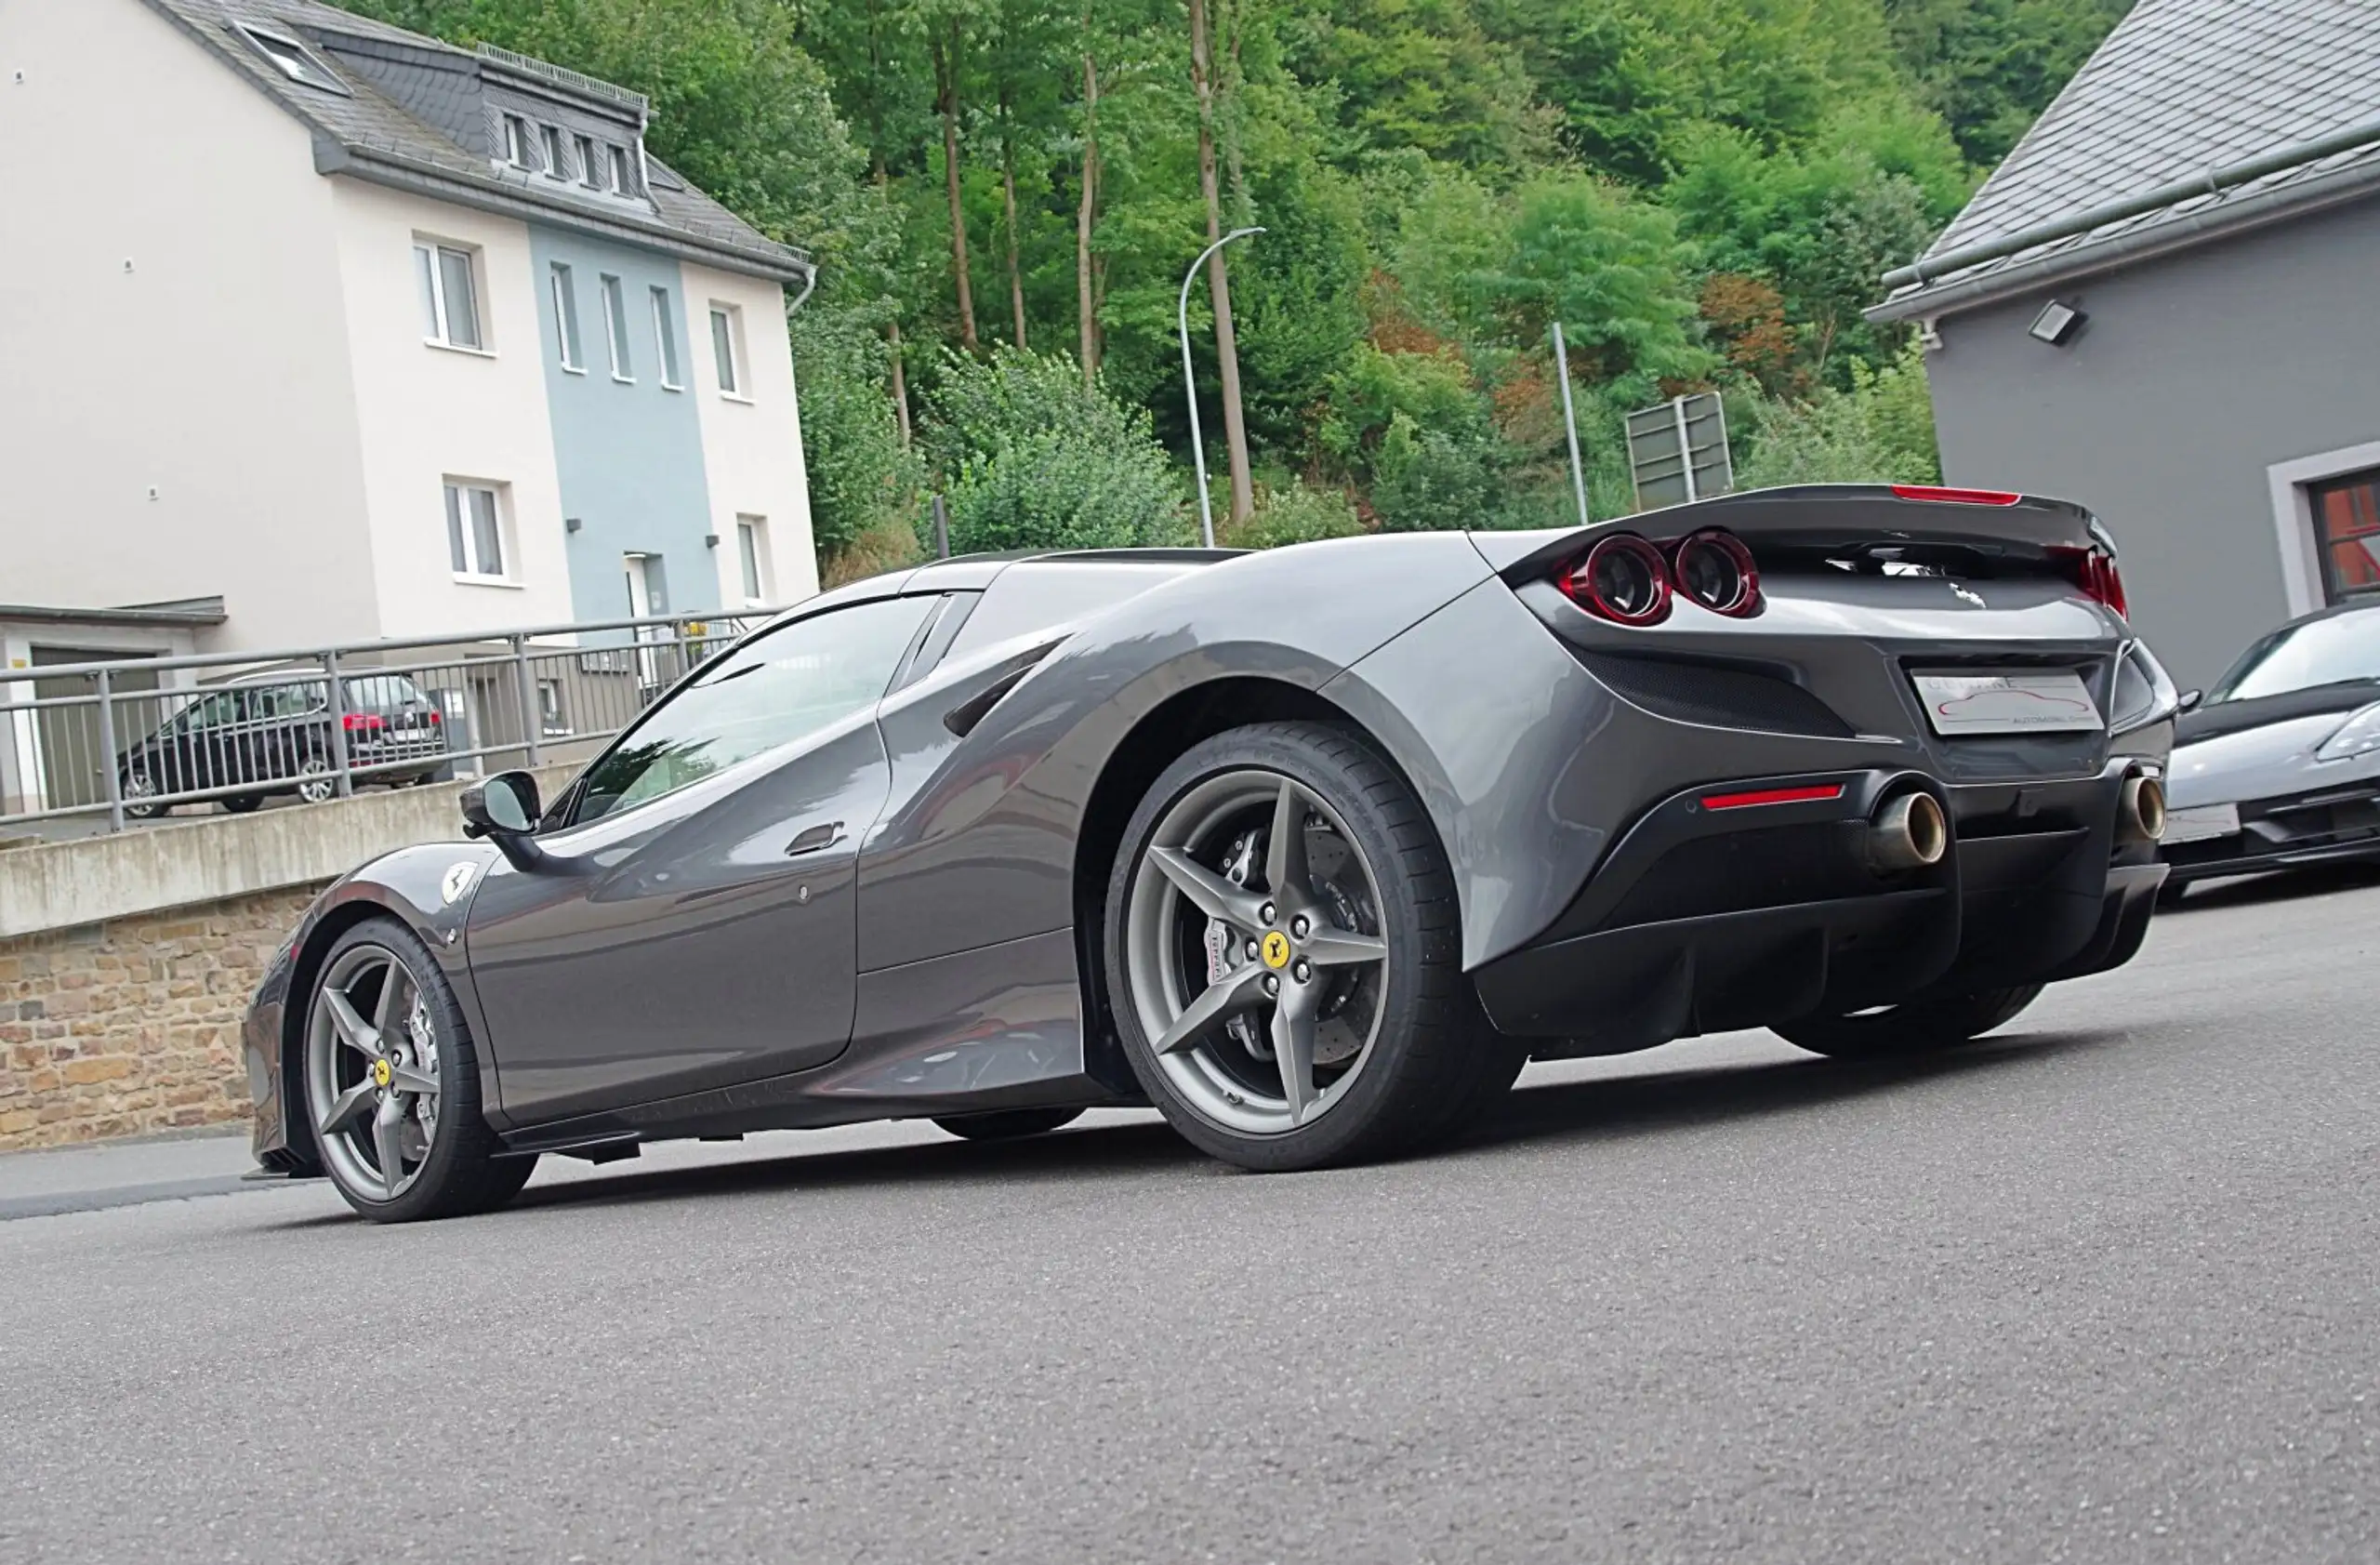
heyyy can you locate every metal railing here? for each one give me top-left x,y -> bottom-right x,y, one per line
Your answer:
0,609 -> 779,833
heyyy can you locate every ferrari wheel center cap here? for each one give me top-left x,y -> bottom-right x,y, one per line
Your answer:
1260,930 -> 1292,970
371,1058 -> 393,1089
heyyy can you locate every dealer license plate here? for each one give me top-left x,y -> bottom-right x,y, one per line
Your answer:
2160,802 -> 2241,844
1911,670 -> 2104,736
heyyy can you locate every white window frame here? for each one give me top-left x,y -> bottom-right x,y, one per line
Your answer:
443,480 -> 514,584
2268,439 -> 2380,617
236,25 -> 347,93
608,143 -> 633,192
502,114 -> 532,168
651,285 -> 683,390
709,303 -> 748,401
539,123 -> 567,179
549,261 -> 584,373
735,515 -> 771,605
413,239 -> 486,353
601,273 -> 634,382
575,133 -> 602,190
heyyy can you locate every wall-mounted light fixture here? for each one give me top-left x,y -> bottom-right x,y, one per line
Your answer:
704,534 -> 721,549
2029,298 -> 2086,346
564,516 -> 583,534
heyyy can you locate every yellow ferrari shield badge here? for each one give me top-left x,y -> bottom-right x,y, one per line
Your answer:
372,1059 -> 393,1088
1261,930 -> 1292,970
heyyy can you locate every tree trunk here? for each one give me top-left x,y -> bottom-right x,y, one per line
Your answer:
870,154 -> 915,448
999,88 -> 1027,351
1186,0 -> 1253,523
1076,48 -> 1101,385
934,26 -> 978,351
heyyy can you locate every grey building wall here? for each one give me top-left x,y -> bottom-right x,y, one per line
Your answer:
1924,192 -> 2380,690
526,224 -> 720,630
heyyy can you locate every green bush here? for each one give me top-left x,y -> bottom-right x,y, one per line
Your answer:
1735,342 -> 1941,487
1369,414 -> 1505,533
1222,483 -> 1367,550
925,347 -> 1189,554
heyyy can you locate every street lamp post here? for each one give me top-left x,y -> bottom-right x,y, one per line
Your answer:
1178,226 -> 1263,549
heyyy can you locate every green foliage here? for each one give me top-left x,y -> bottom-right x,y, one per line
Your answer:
336,0 -> 2129,570
1735,341 -> 1942,487
1222,481 -> 1366,549
924,347 -> 1189,551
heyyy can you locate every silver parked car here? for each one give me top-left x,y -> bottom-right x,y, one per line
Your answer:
2162,600 -> 2380,889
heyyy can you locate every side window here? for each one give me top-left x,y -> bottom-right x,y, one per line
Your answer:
571,595 -> 936,826
178,691 -> 241,730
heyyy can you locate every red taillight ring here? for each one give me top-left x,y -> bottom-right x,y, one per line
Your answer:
1673,529 -> 1762,617
1562,534 -> 1672,626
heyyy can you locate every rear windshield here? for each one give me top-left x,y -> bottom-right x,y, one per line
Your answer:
2209,608 -> 2380,702
343,674 -> 424,712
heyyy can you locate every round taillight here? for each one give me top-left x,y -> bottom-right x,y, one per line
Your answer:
1565,534 -> 1670,625
1673,529 -> 1761,617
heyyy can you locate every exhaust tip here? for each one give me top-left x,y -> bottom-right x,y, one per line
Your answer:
1868,789 -> 1948,872
2118,772 -> 2166,844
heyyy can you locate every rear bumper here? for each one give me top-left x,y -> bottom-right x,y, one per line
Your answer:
1474,759 -> 2162,1050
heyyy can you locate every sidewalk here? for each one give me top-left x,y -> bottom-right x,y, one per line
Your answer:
0,1126 -> 268,1221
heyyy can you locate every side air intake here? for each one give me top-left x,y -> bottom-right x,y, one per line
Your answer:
1578,653 -> 1857,740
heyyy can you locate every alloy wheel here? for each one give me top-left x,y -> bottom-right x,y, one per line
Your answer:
121,770 -> 163,818
297,756 -> 337,804
1121,769 -> 1391,1135
305,943 -> 443,1201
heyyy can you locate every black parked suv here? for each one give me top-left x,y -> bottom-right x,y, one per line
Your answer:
116,672 -> 448,818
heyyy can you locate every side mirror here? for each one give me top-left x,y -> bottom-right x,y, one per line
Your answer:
460,771 -> 545,869
2177,689 -> 2203,713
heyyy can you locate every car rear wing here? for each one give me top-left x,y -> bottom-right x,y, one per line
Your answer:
1478,484 -> 2114,584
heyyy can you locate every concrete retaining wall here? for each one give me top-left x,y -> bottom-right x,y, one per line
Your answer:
0,769 -> 572,1150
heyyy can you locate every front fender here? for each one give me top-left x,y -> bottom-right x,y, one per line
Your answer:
246,841 -> 504,1166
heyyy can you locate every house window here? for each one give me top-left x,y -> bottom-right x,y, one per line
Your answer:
736,516 -> 770,603
537,679 -> 570,736
651,286 -> 682,389
237,25 -> 345,93
502,114 -> 532,167
608,144 -> 634,192
413,241 -> 483,351
540,124 -> 566,178
575,133 -> 601,189
2313,470 -> 2380,603
709,304 -> 744,397
549,262 -> 583,371
601,273 -> 633,381
443,482 -> 509,580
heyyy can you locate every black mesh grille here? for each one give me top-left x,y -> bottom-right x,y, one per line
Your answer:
1580,654 -> 1856,739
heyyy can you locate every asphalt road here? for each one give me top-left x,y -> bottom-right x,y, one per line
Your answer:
4,872 -> 2376,1564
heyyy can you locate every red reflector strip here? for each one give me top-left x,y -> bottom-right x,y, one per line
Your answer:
1700,783 -> 1846,812
1889,484 -> 2021,506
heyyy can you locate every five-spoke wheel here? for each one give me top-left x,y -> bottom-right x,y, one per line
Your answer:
302,919 -> 533,1221
1106,722 -> 1516,1171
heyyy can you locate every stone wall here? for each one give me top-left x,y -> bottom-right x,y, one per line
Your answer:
0,884 -> 328,1150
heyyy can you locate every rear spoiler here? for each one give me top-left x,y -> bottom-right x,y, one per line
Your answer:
1476,484 -> 2114,584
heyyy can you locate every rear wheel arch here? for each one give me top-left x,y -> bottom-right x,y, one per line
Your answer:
1069,677 -> 1435,1094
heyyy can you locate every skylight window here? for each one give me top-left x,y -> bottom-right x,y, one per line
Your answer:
236,25 -> 347,94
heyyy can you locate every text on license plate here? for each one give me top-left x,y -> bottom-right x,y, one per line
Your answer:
1911,670 -> 2104,736
2160,802 -> 2241,844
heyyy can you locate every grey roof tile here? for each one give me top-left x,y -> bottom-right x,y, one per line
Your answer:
139,0 -> 810,283
1884,0 -> 2380,309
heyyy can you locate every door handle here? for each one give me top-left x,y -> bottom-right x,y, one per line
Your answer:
785,821 -> 845,856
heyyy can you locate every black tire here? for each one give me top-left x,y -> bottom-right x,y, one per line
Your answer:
303,918 -> 531,1222
1772,984 -> 2044,1060
932,1107 -> 1086,1141
220,793 -> 263,815
1104,721 -> 1503,1172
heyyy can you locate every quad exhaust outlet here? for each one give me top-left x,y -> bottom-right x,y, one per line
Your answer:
1867,790 -> 1948,873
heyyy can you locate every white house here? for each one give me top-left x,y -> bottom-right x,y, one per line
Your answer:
0,0 -> 822,667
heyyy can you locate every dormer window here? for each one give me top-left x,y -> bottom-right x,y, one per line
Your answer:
237,24 -> 346,94
575,134 -> 601,189
608,144 -> 634,193
502,114 -> 532,167
540,124 -> 566,179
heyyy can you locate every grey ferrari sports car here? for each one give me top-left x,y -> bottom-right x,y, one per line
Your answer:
244,483 -> 2181,1221
2161,598 -> 2380,889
